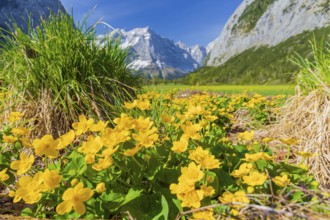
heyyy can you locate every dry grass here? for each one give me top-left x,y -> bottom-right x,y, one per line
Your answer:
272,88 -> 330,189
1,89 -> 71,138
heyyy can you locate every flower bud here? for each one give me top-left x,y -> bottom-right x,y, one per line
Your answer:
96,182 -> 106,193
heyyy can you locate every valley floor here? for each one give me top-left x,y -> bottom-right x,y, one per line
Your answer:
144,84 -> 295,96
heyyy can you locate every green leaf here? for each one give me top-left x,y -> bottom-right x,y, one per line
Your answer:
62,151 -> 86,178
278,162 -> 308,174
21,208 -> 33,217
291,190 -> 304,202
122,188 -> 143,206
144,156 -> 161,180
0,152 -> 12,165
256,159 -> 267,171
217,169 -> 235,191
153,195 -> 169,220
120,192 -> 171,220
100,192 -> 125,203
205,171 -> 220,196
156,168 -> 180,186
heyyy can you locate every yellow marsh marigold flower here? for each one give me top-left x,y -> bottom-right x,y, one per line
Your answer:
219,191 -> 250,206
243,152 -> 273,162
10,152 -> 34,175
280,138 -> 299,145
96,182 -> 106,193
89,120 -> 107,132
0,168 -> 9,181
181,121 -> 202,140
56,182 -> 94,215
161,113 -> 174,123
243,171 -> 268,186
205,115 -> 218,122
192,209 -> 215,220
33,135 -> 61,158
9,112 -> 24,122
85,154 -> 95,164
11,127 -> 29,136
171,136 -> 188,153
200,185 -> 215,197
272,174 -> 290,187
247,186 -> 254,193
230,209 -> 239,216
57,130 -> 75,149
136,99 -> 151,110
92,156 -> 113,171
71,179 -> 79,186
134,116 -> 155,133
19,137 -> 32,148
123,145 -> 142,157
237,130 -> 255,142
262,137 -> 274,143
230,163 -> 253,178
189,146 -> 221,170
113,114 -> 135,130
101,145 -> 119,157
43,169 -> 63,190
72,115 -> 94,136
77,135 -> 103,156
132,129 -> 159,148
2,135 -> 18,143
10,173 -> 45,204
180,189 -> 204,208
179,162 -> 204,185
124,100 -> 138,109
170,181 -> 195,196
102,127 -> 131,149
296,151 -> 317,158
219,191 -> 234,204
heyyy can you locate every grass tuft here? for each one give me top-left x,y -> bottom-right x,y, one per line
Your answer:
0,12 -> 141,136
272,39 -> 330,189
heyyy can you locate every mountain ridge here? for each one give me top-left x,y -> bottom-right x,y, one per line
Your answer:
0,0 -> 66,33
207,0 -> 330,66
98,27 -> 207,79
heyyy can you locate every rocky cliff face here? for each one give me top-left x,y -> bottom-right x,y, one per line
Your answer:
0,0 -> 66,33
207,0 -> 330,66
99,27 -> 206,79
175,41 -> 207,66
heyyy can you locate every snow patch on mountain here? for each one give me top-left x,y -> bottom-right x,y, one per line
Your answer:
99,27 -> 207,79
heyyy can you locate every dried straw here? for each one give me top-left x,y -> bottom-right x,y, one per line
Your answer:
272,88 -> 330,189
13,89 -> 71,138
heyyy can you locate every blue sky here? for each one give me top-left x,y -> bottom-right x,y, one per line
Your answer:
60,0 -> 242,47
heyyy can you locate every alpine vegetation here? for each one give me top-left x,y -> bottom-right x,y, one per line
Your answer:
0,12 -> 141,137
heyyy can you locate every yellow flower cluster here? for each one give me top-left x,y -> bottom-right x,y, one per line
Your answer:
1,91 -> 307,218
189,146 -> 221,170
75,113 -> 159,170
219,191 -> 250,215
2,123 -> 31,148
9,169 -> 62,204
170,162 -> 215,208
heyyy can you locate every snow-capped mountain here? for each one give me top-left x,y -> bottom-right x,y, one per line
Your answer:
175,41 -> 207,66
99,27 -> 206,79
207,0 -> 330,66
0,0 -> 66,33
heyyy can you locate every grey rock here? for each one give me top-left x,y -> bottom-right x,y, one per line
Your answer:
207,0 -> 330,66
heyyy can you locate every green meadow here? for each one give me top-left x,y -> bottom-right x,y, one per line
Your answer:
144,84 -> 295,95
